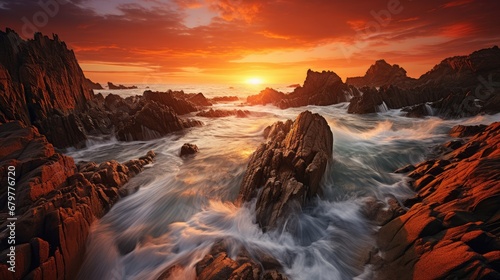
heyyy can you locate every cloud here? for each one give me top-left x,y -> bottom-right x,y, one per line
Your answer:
1,0 -> 499,83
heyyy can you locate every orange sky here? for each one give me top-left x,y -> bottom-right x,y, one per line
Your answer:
1,0 -> 500,85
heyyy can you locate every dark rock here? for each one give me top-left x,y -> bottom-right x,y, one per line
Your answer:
348,47 -> 500,117
107,82 -> 137,90
346,59 -> 416,89
0,122 -> 156,279
247,70 -> 360,109
449,124 -> 487,138
196,109 -> 251,118
238,110 -> 333,230
143,90 -> 198,115
85,78 -> 103,90
180,143 -> 199,156
394,164 -> 415,174
373,121 -> 500,279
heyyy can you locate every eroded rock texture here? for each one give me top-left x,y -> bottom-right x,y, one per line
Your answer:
247,70 -> 360,109
0,122 -> 155,280
372,122 -> 500,279
238,110 -> 333,230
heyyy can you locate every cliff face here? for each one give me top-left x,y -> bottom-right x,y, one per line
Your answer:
0,29 -> 205,148
247,70 -> 360,108
0,29 -> 94,147
0,121 -> 156,280
346,60 -> 416,89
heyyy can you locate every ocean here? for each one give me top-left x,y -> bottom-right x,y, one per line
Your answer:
70,84 -> 500,280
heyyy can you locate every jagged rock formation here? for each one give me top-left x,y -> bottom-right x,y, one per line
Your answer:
84,78 -> 103,90
348,47 -> 500,117
346,60 -> 416,89
238,110 -> 333,230
107,82 -> 137,90
247,70 -> 360,109
193,240 -> 287,280
0,29 -> 202,148
0,121 -> 156,280
196,109 -> 251,118
168,111 -> 333,280
369,122 -> 500,279
102,93 -> 202,141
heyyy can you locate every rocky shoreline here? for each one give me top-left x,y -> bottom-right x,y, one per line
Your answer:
1,28 -> 499,280
368,122 -> 500,279
0,122 -> 155,279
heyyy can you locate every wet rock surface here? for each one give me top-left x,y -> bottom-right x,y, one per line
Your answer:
180,143 -> 199,156
371,122 -> 500,279
238,110 -> 333,230
0,121 -> 155,280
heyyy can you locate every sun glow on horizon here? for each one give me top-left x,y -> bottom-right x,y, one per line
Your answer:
246,77 -> 263,85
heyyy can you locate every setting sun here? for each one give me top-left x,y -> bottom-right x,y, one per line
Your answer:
246,77 -> 263,85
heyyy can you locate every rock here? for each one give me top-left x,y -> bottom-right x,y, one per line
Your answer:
180,143 -> 199,156
143,90 -> 198,115
348,47 -> 500,117
247,88 -> 286,106
248,70 -> 360,109
114,100 -> 201,141
238,110 -> 333,230
0,122 -> 156,279
107,82 -> 137,89
196,109 -> 251,118
374,122 -> 500,279
449,124 -> 487,138
346,60 -> 416,89
0,30 -> 94,147
85,78 -> 103,90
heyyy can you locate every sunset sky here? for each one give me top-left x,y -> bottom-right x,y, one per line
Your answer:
1,0 -> 500,85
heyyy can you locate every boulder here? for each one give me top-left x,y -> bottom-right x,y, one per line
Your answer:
238,110 -> 333,230
107,82 -> 137,90
180,143 -> 199,156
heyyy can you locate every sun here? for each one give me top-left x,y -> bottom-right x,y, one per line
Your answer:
246,77 -> 263,85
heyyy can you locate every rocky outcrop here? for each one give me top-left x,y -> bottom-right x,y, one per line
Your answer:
84,78 -> 103,90
0,121 -> 156,280
0,29 -> 95,147
107,94 -> 202,142
196,109 -> 251,118
346,60 -> 416,89
348,47 -> 500,117
194,240 -> 287,280
107,82 -> 137,90
370,122 -> 500,279
238,110 -> 333,230
0,29 -> 203,148
247,70 -> 360,109
247,88 -> 286,106
143,90 -> 199,115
